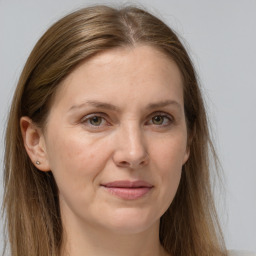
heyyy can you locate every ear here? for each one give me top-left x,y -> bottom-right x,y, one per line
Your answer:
20,116 -> 51,172
183,125 -> 195,165
182,146 -> 190,165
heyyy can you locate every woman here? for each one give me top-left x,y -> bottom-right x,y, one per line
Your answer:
3,5 -> 227,256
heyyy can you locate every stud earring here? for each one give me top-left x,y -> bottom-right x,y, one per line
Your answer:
36,161 -> 40,165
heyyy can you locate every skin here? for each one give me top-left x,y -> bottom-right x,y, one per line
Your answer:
21,45 -> 190,256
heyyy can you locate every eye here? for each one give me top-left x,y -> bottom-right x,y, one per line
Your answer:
152,115 -> 165,125
146,113 -> 173,127
89,116 -> 103,126
81,114 -> 109,128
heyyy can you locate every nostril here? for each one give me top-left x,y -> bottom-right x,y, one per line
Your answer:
117,158 -> 148,168
140,160 -> 146,166
119,161 -> 130,167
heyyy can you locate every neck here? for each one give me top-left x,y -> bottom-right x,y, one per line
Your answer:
61,216 -> 169,256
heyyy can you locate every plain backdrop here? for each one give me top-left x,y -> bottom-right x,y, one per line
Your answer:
0,0 -> 255,253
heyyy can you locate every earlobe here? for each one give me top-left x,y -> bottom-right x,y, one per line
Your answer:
20,116 -> 51,172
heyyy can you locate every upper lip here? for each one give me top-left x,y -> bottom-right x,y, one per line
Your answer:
101,180 -> 153,188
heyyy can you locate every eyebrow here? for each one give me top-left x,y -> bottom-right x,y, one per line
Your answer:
146,100 -> 182,111
68,100 -> 120,112
68,99 -> 182,113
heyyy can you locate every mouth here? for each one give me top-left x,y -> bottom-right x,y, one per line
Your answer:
100,180 -> 153,200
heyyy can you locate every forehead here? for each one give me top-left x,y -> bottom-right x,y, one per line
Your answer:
79,45 -> 181,79
51,45 -> 183,111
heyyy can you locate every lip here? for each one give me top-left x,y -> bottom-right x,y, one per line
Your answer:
101,180 -> 153,200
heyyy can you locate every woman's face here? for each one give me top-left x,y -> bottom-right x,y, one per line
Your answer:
41,45 -> 189,234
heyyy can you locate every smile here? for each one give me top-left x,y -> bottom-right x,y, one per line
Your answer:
101,180 -> 154,200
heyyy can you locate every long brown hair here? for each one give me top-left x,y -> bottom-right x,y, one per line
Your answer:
3,5 -> 227,256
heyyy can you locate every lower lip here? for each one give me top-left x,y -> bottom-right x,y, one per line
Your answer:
102,186 -> 152,200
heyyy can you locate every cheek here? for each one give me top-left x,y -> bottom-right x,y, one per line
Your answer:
45,129 -> 113,187
150,133 -> 186,205
152,132 -> 187,172
45,130 -> 115,215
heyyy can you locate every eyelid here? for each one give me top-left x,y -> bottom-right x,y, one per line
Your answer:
148,111 -> 174,120
81,112 -> 108,121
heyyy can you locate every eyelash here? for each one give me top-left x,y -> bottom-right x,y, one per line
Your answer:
81,112 -> 174,130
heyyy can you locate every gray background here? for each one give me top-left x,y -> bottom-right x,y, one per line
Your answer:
0,0 -> 255,252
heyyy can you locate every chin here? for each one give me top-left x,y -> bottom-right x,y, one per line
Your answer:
100,207 -> 160,235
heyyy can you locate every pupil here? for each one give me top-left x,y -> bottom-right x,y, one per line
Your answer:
153,116 -> 163,124
90,116 -> 101,125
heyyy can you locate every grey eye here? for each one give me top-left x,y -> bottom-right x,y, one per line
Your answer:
89,116 -> 102,126
152,115 -> 165,125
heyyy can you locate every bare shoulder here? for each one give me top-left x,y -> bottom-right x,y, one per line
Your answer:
228,250 -> 256,256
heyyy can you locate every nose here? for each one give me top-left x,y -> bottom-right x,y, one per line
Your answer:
112,124 -> 149,169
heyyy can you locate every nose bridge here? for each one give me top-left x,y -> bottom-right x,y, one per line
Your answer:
125,122 -> 145,156
113,120 -> 148,168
